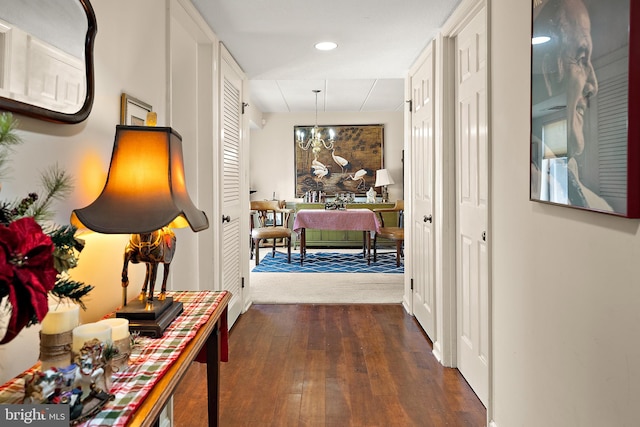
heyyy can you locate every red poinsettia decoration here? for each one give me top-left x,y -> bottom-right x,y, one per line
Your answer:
0,217 -> 57,344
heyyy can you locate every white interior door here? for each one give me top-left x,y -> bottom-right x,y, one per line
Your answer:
219,47 -> 246,327
411,43 -> 437,342
455,7 -> 489,406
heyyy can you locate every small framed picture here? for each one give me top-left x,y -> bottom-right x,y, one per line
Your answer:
120,93 -> 152,125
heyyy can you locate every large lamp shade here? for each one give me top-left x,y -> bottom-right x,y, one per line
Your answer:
71,125 -> 208,233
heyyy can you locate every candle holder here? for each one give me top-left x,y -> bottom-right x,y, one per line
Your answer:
39,302 -> 80,370
97,318 -> 131,371
39,330 -> 73,371
72,323 -> 112,357
72,322 -> 112,396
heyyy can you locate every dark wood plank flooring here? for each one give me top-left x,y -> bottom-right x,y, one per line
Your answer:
173,304 -> 486,426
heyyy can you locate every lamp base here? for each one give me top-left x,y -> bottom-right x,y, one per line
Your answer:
381,186 -> 389,203
116,297 -> 183,338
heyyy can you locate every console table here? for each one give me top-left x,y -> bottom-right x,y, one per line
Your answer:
294,209 -> 380,265
0,290 -> 231,427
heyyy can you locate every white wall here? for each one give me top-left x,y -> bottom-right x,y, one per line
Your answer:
4,2 -> 638,424
491,0 -> 640,426
249,111 -> 404,202
0,0 -> 170,381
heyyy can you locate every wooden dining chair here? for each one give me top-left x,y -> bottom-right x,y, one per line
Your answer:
373,200 -> 404,267
250,200 -> 292,266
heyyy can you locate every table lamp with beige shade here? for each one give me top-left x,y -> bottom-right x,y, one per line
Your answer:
375,169 -> 395,203
70,124 -> 209,336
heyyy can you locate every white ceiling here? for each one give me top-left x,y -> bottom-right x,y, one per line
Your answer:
190,0 -> 461,113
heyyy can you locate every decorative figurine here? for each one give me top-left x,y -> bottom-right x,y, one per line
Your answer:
366,187 -> 377,203
74,339 -> 106,398
121,227 -> 176,309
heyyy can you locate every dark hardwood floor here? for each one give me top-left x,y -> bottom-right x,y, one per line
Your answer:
174,304 -> 486,426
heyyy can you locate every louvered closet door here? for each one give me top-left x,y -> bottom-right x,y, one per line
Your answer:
220,50 -> 244,327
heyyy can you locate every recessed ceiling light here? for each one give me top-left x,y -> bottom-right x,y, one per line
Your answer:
532,36 -> 551,45
315,41 -> 338,51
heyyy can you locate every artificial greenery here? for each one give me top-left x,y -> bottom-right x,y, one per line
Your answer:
101,341 -> 120,363
0,112 -> 93,318
0,112 -> 22,182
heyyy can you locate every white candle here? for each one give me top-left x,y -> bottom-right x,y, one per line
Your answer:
97,318 -> 129,341
72,323 -> 112,353
41,302 -> 80,334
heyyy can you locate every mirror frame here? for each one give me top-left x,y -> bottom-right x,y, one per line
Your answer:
0,0 -> 97,124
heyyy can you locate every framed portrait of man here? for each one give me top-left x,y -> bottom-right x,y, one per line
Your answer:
530,0 -> 640,217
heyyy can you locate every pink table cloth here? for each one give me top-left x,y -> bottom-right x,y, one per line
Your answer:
293,209 -> 380,265
293,208 -> 380,232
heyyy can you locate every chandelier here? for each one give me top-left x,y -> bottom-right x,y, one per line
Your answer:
296,90 -> 334,160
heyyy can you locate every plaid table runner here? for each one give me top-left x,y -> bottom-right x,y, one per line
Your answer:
0,290 -> 229,426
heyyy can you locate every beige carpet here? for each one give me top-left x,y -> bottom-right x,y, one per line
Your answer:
249,249 -> 404,304
249,272 -> 403,304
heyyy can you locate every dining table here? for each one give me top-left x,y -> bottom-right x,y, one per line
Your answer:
293,208 -> 381,265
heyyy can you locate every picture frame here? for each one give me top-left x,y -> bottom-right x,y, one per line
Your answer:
120,93 -> 152,126
530,0 -> 640,217
294,124 -> 384,197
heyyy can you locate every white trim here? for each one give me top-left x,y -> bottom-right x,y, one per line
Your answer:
433,32 -> 458,369
176,0 -> 219,41
167,0 -> 220,301
403,68 -> 414,316
220,43 -> 245,76
442,0 -> 486,36
407,0 -> 490,421
486,0 -> 494,422
441,0 -> 492,422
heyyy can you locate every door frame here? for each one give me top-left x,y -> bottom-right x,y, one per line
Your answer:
406,0 -> 491,415
407,0 -> 488,366
441,0 -> 492,417
406,29 -> 457,366
168,0 -> 219,292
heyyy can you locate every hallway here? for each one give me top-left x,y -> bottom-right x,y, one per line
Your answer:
174,304 -> 486,426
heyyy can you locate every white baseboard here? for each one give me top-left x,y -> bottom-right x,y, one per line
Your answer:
402,295 -> 412,313
432,341 -> 443,363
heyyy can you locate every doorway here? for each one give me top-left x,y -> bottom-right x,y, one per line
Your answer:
407,0 -> 489,408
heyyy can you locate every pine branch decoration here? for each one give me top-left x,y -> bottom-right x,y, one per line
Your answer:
50,277 -> 94,310
29,164 -> 74,221
0,112 -> 22,148
0,112 -> 23,183
47,224 -> 93,308
0,112 -> 95,327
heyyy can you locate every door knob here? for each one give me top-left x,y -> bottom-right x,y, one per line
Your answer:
424,215 -> 433,223
222,215 -> 231,223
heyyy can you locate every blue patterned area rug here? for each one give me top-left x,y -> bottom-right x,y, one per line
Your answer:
252,251 -> 403,274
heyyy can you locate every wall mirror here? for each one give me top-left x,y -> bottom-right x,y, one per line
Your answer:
0,0 -> 97,124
